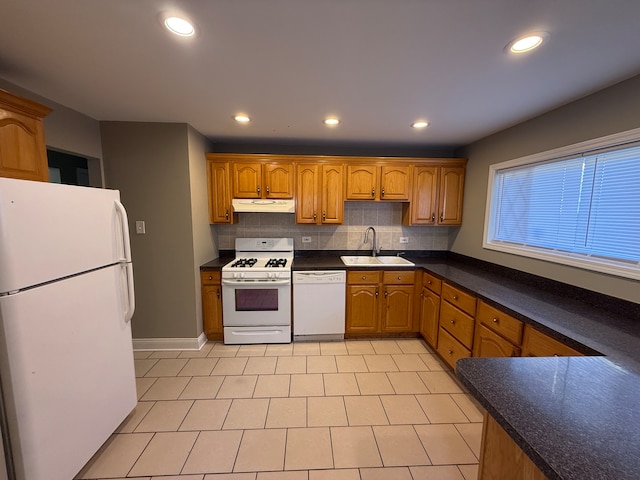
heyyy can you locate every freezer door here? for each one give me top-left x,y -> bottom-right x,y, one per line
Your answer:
0,178 -> 130,293
0,265 -> 137,480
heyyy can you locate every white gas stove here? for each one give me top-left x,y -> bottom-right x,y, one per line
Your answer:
221,238 -> 293,344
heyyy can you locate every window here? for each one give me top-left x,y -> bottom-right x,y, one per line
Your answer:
484,128 -> 640,280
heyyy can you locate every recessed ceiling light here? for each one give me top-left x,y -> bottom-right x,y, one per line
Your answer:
234,114 -> 251,123
507,32 -> 548,54
412,121 -> 429,129
164,16 -> 196,37
324,118 -> 340,126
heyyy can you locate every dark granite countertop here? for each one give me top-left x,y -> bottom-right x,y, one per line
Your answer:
201,249 -> 640,478
457,356 -> 640,480
201,251 -> 640,367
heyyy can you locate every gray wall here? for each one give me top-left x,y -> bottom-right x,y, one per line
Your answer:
100,122 -> 204,339
453,74 -> 640,303
187,125 -> 217,335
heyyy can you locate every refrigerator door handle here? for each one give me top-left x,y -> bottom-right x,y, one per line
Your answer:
123,262 -> 136,323
114,200 -> 132,262
114,200 -> 135,323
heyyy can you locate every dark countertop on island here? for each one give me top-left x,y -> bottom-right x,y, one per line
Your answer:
457,356 -> 640,480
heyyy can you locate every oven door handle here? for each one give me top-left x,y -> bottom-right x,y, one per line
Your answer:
222,278 -> 291,286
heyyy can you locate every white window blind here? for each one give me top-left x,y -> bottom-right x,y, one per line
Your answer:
485,141 -> 640,279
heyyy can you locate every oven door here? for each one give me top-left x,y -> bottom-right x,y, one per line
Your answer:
221,278 -> 291,327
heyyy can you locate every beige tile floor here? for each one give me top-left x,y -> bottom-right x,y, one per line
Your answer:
76,339 -> 484,480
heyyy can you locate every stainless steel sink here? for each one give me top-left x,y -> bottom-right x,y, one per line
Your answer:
340,255 -> 415,267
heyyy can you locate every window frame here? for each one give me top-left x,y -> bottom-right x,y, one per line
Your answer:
483,127 -> 640,281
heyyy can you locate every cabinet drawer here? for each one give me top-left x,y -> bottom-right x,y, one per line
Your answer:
347,270 -> 382,284
201,270 -> 221,285
440,300 -> 475,349
476,301 -> 523,346
422,272 -> 442,295
521,326 -> 583,357
442,283 -> 476,316
436,327 -> 471,370
383,270 -> 416,285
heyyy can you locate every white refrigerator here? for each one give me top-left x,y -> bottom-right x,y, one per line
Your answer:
0,178 -> 137,480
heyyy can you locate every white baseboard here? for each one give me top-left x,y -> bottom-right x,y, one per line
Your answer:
133,332 -> 208,351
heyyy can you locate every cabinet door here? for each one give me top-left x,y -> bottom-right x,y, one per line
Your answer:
0,105 -> 50,182
202,284 -> 223,341
320,164 -> 344,224
201,271 -> 223,341
419,287 -> 440,348
521,326 -> 583,357
208,161 -> 233,224
479,414 -> 549,480
233,162 -> 262,198
264,163 -> 293,198
346,285 -> 379,334
295,164 -> 319,224
473,324 -> 520,358
346,165 -> 378,200
410,166 -> 439,224
438,166 -> 465,225
382,285 -> 414,332
380,165 -> 410,200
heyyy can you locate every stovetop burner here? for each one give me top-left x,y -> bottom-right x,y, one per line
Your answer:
230,258 -> 258,268
265,258 -> 288,268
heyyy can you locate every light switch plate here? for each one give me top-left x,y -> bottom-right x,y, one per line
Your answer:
135,220 -> 146,234
399,237 -> 409,244
301,236 -> 312,243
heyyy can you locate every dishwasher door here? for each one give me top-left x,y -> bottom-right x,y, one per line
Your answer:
293,271 -> 346,341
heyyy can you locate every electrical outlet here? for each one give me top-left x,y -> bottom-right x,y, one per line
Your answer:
135,220 -> 146,235
399,236 -> 409,244
301,236 -> 312,243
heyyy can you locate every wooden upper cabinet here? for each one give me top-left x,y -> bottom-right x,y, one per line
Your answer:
403,163 -> 466,226
320,164 -> 344,224
232,161 -> 293,199
233,162 -> 262,198
346,164 -> 378,199
295,163 -> 343,225
264,163 -> 294,198
0,89 -> 52,182
346,164 -> 410,201
379,165 -> 410,200
295,164 -> 319,224
438,166 -> 465,225
407,166 -> 439,224
207,159 -> 235,224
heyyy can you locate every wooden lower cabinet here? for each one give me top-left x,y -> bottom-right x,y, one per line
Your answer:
436,328 -> 471,369
345,270 -> 416,337
479,413 -> 548,480
201,271 -> 223,341
474,324 -> 520,357
346,283 -> 379,335
473,301 -> 523,358
419,286 -> 440,348
521,325 -> 583,357
436,282 -> 475,369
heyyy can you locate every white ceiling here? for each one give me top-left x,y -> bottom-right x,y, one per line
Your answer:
2,0 -> 640,148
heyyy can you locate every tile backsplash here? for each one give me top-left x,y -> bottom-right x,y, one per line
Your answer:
214,202 -> 455,251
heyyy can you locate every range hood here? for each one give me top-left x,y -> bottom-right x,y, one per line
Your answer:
232,198 -> 295,213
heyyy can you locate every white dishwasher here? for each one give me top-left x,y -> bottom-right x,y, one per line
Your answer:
293,270 -> 346,341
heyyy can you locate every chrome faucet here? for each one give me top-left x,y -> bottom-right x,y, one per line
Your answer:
364,226 -> 380,257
